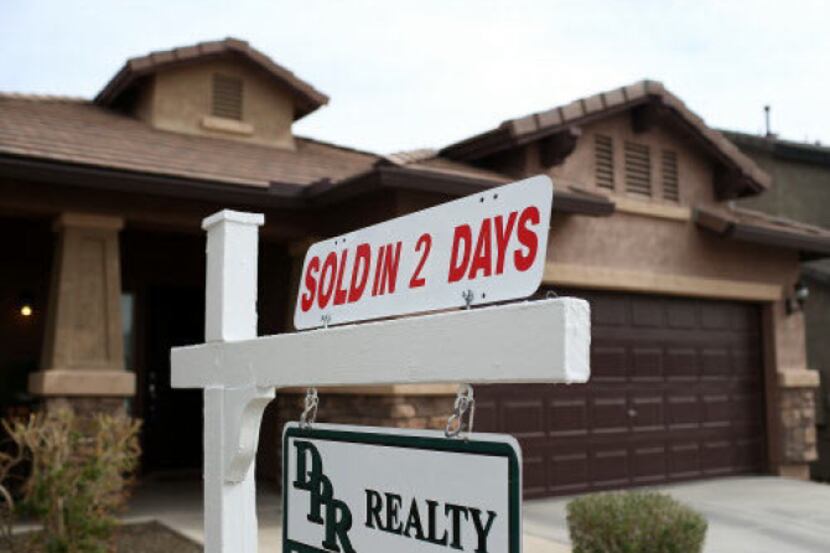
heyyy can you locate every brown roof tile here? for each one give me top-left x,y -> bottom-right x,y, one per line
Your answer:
442,80 -> 772,195
95,37 -> 329,120
0,94 -> 377,187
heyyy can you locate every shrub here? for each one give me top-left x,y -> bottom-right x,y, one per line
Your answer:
567,490 -> 707,553
2,409 -> 141,553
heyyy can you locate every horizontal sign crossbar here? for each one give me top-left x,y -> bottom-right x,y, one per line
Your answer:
172,297 -> 589,390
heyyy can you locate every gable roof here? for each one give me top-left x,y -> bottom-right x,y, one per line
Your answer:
95,37 -> 329,120
441,80 -> 771,198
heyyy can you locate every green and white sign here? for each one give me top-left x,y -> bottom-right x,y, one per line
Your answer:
283,423 -> 522,553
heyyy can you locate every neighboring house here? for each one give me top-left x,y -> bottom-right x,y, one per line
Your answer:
724,130 -> 830,480
0,38 -> 827,499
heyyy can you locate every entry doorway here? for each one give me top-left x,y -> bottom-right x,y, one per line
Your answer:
139,285 -> 204,474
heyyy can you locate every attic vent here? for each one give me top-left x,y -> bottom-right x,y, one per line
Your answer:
624,141 -> 652,197
661,150 -> 679,202
595,134 -> 614,190
212,74 -> 243,120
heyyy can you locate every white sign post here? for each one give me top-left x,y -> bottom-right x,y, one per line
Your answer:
171,178 -> 590,553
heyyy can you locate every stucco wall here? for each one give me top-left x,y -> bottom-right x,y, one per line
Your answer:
547,113 -> 716,206
739,150 -> 830,228
137,58 -> 296,149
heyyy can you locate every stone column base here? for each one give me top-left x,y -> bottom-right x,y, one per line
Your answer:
29,370 -> 136,397
43,396 -> 128,417
778,464 -> 811,481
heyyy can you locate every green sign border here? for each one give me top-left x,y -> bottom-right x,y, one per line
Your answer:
282,424 -> 521,553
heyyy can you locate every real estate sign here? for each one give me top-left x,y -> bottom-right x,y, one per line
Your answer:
283,423 -> 521,553
294,175 -> 553,329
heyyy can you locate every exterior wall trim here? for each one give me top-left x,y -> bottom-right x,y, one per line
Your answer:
612,196 -> 691,221
544,263 -> 783,301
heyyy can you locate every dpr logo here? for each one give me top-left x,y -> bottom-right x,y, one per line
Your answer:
293,441 -> 356,553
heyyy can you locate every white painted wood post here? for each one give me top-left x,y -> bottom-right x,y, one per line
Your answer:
201,210 -> 272,553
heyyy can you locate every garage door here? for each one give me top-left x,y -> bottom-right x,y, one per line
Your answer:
476,290 -> 767,498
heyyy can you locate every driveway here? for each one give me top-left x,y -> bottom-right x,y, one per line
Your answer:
523,476 -> 830,553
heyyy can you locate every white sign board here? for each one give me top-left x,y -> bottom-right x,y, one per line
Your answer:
294,175 -> 553,329
283,423 -> 521,553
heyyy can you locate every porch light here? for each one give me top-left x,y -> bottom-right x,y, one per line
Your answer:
18,292 -> 34,318
786,280 -> 809,315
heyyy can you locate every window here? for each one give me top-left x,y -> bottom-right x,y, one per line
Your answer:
211,74 -> 243,120
661,150 -> 679,202
624,141 -> 651,197
595,134 -> 614,190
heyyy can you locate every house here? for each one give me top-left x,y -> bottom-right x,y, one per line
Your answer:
0,38 -> 826,498
724,130 -> 830,481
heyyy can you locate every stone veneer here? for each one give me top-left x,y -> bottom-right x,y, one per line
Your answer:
257,393 -> 455,486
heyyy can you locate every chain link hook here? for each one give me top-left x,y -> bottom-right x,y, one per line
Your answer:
445,384 -> 475,439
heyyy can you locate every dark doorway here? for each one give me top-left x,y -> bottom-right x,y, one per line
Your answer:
140,285 -> 204,474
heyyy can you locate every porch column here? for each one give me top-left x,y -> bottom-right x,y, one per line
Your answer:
766,297 -> 820,479
28,213 -> 135,412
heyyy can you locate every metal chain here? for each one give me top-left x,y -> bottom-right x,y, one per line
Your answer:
445,384 -> 475,439
299,387 -> 319,429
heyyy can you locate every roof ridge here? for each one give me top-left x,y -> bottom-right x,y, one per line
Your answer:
0,91 -> 89,103
96,37 -> 328,120
294,135 -> 381,159
385,148 -> 438,165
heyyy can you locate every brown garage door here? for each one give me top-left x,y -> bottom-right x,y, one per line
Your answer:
476,290 -> 767,498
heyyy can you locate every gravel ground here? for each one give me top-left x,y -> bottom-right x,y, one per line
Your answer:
2,521 -> 202,553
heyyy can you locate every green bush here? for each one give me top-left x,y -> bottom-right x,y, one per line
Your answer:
567,490 -> 707,553
1,409 -> 141,553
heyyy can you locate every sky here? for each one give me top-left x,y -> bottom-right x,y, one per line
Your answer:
1,0 -> 828,154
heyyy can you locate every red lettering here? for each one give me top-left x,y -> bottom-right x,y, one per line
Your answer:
348,243 -> 371,303
333,249 -> 349,305
318,252 -> 338,308
378,242 -> 402,295
300,256 -> 320,312
514,206 -> 540,271
448,224 -> 472,282
494,211 -> 517,274
468,218 -> 492,279
371,245 -> 386,296
409,233 -> 431,289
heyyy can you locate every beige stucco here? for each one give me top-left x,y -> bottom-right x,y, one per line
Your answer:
134,58 -> 296,149
548,112 -> 716,206
29,212 -> 135,397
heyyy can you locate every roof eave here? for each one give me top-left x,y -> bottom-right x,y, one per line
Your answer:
694,206 -> 830,257
298,165 -> 615,216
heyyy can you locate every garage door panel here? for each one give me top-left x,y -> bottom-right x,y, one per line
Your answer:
591,446 -> 631,488
549,397 -> 588,437
548,447 -> 591,494
502,399 -> 545,438
632,444 -> 668,483
631,347 -> 663,379
591,396 -> 629,434
477,291 -> 765,497
630,395 -> 663,431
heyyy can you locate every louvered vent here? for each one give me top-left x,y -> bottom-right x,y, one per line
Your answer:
212,74 -> 243,120
624,141 -> 652,197
661,150 -> 679,202
595,134 -> 614,190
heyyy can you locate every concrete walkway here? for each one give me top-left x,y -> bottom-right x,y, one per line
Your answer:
523,476 -> 830,553
124,475 -> 830,553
